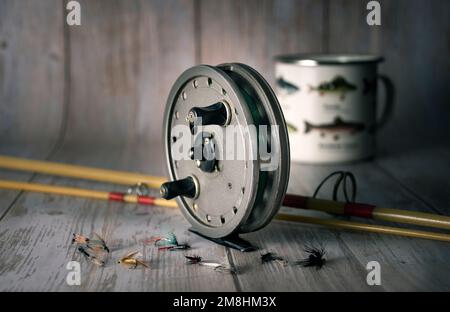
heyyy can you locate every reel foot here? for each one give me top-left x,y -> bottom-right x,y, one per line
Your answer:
189,228 -> 258,252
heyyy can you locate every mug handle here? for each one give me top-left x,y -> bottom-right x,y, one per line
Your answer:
375,74 -> 395,130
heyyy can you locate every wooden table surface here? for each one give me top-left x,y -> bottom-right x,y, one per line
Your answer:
0,141 -> 449,292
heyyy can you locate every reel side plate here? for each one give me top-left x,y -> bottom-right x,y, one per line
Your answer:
164,65 -> 259,238
163,64 -> 290,239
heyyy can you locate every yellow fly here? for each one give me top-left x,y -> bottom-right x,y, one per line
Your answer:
118,250 -> 149,269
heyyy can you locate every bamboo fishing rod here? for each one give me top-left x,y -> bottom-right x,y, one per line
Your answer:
1,155 -> 450,231
1,179 -> 450,243
275,214 -> 450,243
0,155 -> 166,189
282,194 -> 450,231
0,179 -> 178,208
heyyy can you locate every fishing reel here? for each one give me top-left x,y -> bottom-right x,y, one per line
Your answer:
161,63 -> 290,251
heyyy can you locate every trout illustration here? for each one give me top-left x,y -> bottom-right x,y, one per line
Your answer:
304,117 -> 365,140
276,77 -> 300,95
286,122 -> 298,133
309,76 -> 357,100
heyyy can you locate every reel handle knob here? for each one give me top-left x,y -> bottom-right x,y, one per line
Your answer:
160,176 -> 198,200
187,102 -> 230,132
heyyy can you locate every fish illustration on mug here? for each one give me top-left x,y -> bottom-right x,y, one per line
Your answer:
276,77 -> 300,96
286,121 -> 298,133
309,76 -> 357,100
304,116 -> 366,141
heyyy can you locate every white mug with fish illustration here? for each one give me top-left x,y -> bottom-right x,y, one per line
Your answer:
274,54 -> 394,163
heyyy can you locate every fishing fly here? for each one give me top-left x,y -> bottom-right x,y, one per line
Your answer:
118,250 -> 149,269
72,233 -> 89,245
185,255 -> 202,264
77,246 -> 105,267
87,232 -> 110,253
184,255 -> 236,274
294,245 -> 327,270
72,232 -> 110,253
72,232 -> 109,267
146,233 -> 190,251
260,252 -> 288,267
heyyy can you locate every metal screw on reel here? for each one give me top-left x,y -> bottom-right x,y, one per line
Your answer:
161,63 -> 290,243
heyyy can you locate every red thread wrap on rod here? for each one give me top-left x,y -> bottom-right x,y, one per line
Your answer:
108,192 -> 125,202
283,194 -> 376,219
344,202 -> 375,219
283,194 -> 308,208
137,196 -> 155,205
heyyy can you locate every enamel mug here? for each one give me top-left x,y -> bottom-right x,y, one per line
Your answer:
274,54 -> 393,163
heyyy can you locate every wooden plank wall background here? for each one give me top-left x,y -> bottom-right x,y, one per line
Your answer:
1,0 -> 449,161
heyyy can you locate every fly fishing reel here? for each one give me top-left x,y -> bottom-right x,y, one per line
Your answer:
161,63 -> 290,251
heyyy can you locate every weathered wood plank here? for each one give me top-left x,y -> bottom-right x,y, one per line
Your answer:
232,222 -> 377,291
3,145 -> 449,291
377,0 -> 450,143
279,161 -> 450,291
0,143 -> 54,219
65,0 -> 196,146
0,142 -> 237,291
328,0 -> 381,53
0,0 -> 64,149
0,0 -> 65,217
228,157 -> 449,291
375,146 -> 450,215
200,0 -> 326,86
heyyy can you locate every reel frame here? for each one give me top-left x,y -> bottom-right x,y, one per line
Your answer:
163,63 -> 290,247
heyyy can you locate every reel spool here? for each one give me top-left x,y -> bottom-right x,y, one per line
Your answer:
161,63 -> 290,251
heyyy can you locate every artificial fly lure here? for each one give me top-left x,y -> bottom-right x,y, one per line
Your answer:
77,246 -> 105,267
260,252 -> 288,267
72,233 -> 89,245
185,255 -> 202,264
146,233 -> 190,251
72,232 -> 109,267
184,255 -> 236,274
118,250 -> 149,269
72,232 -> 110,253
293,245 -> 327,270
88,232 -> 110,253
